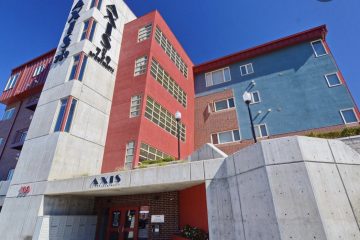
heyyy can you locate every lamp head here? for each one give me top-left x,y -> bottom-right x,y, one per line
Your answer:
175,111 -> 182,121
242,91 -> 252,104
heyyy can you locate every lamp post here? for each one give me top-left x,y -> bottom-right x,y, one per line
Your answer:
175,111 -> 182,160
242,91 -> 257,143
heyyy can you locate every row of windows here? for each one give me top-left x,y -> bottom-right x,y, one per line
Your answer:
139,142 -> 173,162
150,59 -> 187,107
134,56 -> 148,76
210,108 -> 359,146
154,26 -> 188,78
145,97 -> 186,141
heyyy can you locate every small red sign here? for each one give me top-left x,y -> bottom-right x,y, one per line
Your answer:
18,186 -> 31,197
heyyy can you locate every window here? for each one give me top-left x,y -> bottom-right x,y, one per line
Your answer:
311,40 -> 327,57
81,19 -> 97,42
139,143 -> 173,162
154,26 -> 188,78
125,141 -> 135,165
205,67 -> 231,87
255,124 -> 269,138
54,97 -> 78,132
69,54 -> 88,81
325,73 -> 341,87
138,24 -> 152,42
0,138 -> 3,145
150,59 -> 187,107
211,130 -> 240,144
4,74 -> 19,91
13,129 -> 28,144
33,65 -> 45,77
340,109 -> 358,124
7,169 -> 14,181
250,91 -> 261,104
130,95 -> 142,118
240,63 -> 254,76
1,108 -> 15,121
145,97 -> 186,141
90,0 -> 102,10
214,98 -> 235,112
134,56 -> 148,76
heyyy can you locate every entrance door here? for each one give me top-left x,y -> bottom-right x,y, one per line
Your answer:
107,207 -> 139,240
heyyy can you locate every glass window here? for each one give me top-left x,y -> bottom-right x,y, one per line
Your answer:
340,109 -> 358,124
54,98 -> 68,132
64,99 -> 77,132
214,98 -> 235,112
1,108 -> 15,121
89,21 -> 97,42
0,138 -> 3,145
130,95 -> 142,118
97,0 -> 103,10
154,26 -> 188,78
69,55 -> 80,80
311,40 -> 327,57
134,56 -> 148,76
4,74 -> 19,91
33,65 -> 44,77
125,141 -> 135,165
325,73 -> 341,87
214,130 -> 241,144
240,63 -> 254,76
255,124 -> 269,138
7,169 -> 14,181
205,67 -> 231,87
81,20 -> 90,41
78,55 -> 88,81
215,100 -> 228,111
251,91 -> 261,104
138,24 -> 152,42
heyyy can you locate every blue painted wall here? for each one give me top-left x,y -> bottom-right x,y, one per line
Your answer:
195,41 -> 358,140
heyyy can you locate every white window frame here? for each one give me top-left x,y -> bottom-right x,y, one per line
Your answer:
255,124 -> 269,138
134,56 -> 148,76
250,91 -> 261,104
33,65 -> 45,77
138,24 -> 152,42
340,108 -> 359,124
211,129 -> 241,145
214,97 -> 235,112
130,95 -> 142,118
4,74 -> 19,91
240,63 -> 254,76
325,72 -> 342,87
311,40 -> 328,57
205,67 -> 231,87
125,141 -> 135,164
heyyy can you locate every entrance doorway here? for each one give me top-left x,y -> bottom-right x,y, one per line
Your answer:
107,207 -> 139,240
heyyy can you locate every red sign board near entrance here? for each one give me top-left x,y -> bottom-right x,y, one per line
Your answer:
18,186 -> 31,197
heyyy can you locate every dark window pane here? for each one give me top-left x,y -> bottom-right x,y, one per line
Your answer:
64,99 -> 77,132
211,134 -> 219,144
69,55 -> 80,81
97,0 -> 103,10
312,41 -> 327,56
233,130 -> 240,141
342,109 -> 357,123
327,74 -> 341,86
54,99 -> 68,132
252,92 -> 260,103
260,125 -> 268,137
89,21 -> 97,42
112,211 -> 121,227
78,56 -> 88,81
124,210 -> 136,228
228,98 -> 235,108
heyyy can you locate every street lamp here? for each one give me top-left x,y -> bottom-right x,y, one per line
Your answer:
242,91 -> 257,143
175,111 -> 182,160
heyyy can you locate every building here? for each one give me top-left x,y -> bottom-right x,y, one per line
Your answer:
0,0 -> 359,239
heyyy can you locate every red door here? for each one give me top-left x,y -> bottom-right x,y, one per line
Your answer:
107,207 -> 139,240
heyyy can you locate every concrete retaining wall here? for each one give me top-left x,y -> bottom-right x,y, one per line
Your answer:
340,135 -> 360,154
33,215 -> 97,240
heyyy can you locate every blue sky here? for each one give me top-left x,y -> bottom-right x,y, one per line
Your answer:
0,0 -> 359,114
